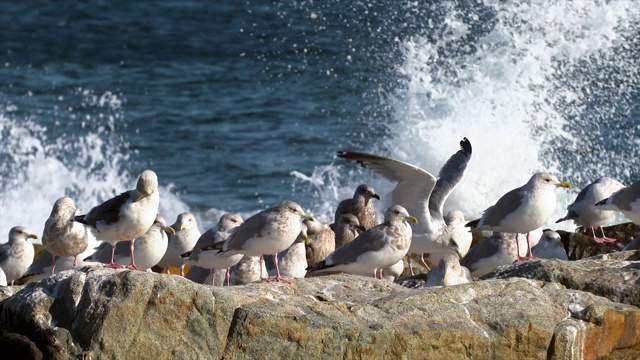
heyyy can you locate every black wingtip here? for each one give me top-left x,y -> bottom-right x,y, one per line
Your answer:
465,219 -> 480,228
180,250 -> 192,258
555,217 -> 566,224
594,198 -> 608,206
460,137 -> 472,156
336,150 -> 347,158
306,260 -> 329,272
73,215 -> 87,225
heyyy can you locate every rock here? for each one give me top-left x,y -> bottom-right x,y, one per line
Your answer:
1,265 -> 640,359
485,250 -> 640,308
0,322 -> 43,360
558,222 -> 640,260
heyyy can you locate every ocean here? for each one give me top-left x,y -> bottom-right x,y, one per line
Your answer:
2,0 -> 639,239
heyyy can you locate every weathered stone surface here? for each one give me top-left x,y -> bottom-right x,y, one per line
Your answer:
1,266 -> 216,359
559,222 -> 640,260
1,264 -> 639,359
485,250 -> 640,308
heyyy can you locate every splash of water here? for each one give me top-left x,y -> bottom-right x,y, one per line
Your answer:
295,1 -> 640,231
0,89 -> 191,240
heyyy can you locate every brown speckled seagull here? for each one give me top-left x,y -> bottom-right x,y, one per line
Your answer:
42,196 -> 90,274
219,200 -> 313,283
334,184 -> 380,230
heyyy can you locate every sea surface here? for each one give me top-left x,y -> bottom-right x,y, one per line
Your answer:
2,0 -> 640,238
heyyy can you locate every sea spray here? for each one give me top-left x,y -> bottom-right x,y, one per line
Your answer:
293,1 -> 640,231
0,90 -> 193,238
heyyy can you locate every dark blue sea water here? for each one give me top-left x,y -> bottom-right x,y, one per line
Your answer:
2,1 -> 640,237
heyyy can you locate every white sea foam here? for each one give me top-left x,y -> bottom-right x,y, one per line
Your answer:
294,1 -> 640,231
0,90 -> 192,240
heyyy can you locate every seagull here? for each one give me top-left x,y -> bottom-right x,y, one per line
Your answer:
531,230 -> 567,260
90,214 -> 174,270
74,170 -> 160,269
42,197 -> 91,274
424,210 -> 473,267
219,200 -> 313,283
595,180 -> 640,224
337,138 -> 472,269
308,205 -> 416,279
334,184 -> 380,230
425,254 -> 472,287
556,177 -> 625,243
623,233 -> 640,251
25,251 -> 87,283
0,226 -> 37,285
304,217 -> 335,268
334,214 -> 366,248
460,232 -> 519,278
158,212 -> 201,276
265,224 -> 309,279
381,259 -> 405,281
182,213 -> 245,286
466,172 -> 572,261
0,267 -> 6,287
228,255 -> 268,285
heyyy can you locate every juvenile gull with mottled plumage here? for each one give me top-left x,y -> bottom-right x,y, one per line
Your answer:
308,205 -> 416,279
334,184 -> 380,230
334,214 -> 366,248
42,197 -> 90,274
74,170 -> 160,269
557,177 -> 625,243
219,200 -> 313,283
304,217 -> 335,268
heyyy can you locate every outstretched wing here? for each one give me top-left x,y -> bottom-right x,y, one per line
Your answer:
337,151 -> 436,224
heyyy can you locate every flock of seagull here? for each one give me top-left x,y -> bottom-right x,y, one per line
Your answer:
1,138 -> 639,289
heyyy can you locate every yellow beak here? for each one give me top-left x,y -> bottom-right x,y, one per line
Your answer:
28,234 -> 38,240
557,181 -> 572,189
405,216 -> 418,224
165,226 -> 176,235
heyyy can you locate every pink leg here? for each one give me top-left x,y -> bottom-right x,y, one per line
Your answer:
273,253 -> 291,283
259,255 -> 272,282
523,232 -> 539,260
126,240 -> 144,271
165,268 -> 170,274
211,269 -> 216,286
595,227 -> 617,243
515,234 -> 525,262
51,255 -> 57,275
225,269 -> 231,286
73,256 -> 78,268
105,244 -> 124,269
591,227 -> 607,244
180,265 -> 185,277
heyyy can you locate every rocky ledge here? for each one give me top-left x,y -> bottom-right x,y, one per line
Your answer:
1,250 -> 640,360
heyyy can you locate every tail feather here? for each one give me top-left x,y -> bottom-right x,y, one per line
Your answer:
306,260 -> 331,272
